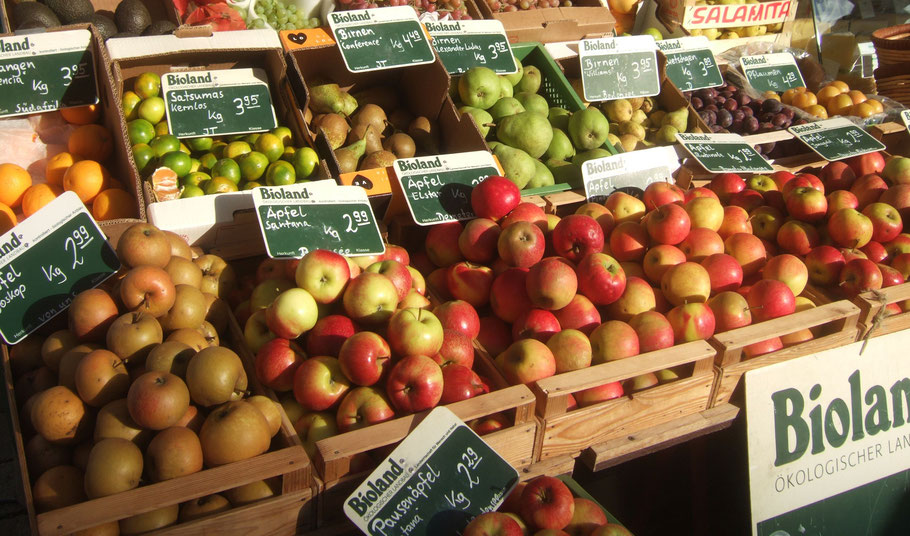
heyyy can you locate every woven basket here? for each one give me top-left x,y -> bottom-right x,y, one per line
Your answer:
874,61 -> 910,106
872,24 -> 910,66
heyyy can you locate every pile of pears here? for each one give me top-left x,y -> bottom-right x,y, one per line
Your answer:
454,64 -> 617,191
307,82 -> 440,173
601,97 -> 695,152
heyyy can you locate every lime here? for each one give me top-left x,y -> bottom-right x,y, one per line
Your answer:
211,142 -> 227,159
256,133 -> 285,163
225,141 -> 252,159
134,72 -> 161,99
122,91 -> 142,121
265,160 -> 296,186
150,135 -> 180,157
184,171 -> 210,187
127,119 -> 155,145
244,133 -> 261,145
198,152 -> 217,170
186,137 -> 214,153
138,97 -> 166,124
189,158 -> 201,173
272,126 -> 293,147
154,121 -> 169,136
211,158 -> 242,184
131,143 -> 156,172
241,181 -> 263,190
238,151 -> 269,181
181,185 -> 205,198
160,151 -> 193,177
179,142 -> 191,155
293,147 -> 319,180
204,177 -> 240,195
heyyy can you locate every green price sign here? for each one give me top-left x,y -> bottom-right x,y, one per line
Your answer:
677,132 -> 773,173
161,68 -> 277,139
394,151 -> 499,226
344,407 -> 519,536
0,192 -> 119,345
0,29 -> 98,118
253,182 -> 385,259
788,117 -> 886,161
426,20 -> 517,75
582,146 -> 679,203
328,6 -> 435,73
659,36 -> 722,92
740,52 -> 805,93
579,35 -> 660,102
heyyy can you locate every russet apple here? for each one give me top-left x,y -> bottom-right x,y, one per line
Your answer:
194,254 -> 237,298
117,223 -> 171,268
120,266 -> 176,317
74,349 -> 129,408
94,398 -> 153,446
84,438 -> 143,498
185,346 -> 247,407
68,289 -> 119,343
31,386 -> 89,444
145,426 -> 203,481
199,400 -> 271,466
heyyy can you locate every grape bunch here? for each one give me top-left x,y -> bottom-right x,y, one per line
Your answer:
336,0 -> 473,19
247,0 -> 321,30
485,0 -> 566,12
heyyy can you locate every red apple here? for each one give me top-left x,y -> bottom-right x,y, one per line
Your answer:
471,176 -> 521,221
776,220 -> 820,256
885,233 -> 910,258
343,272 -> 399,325
498,221 -> 546,267
629,311 -> 674,352
255,338 -> 305,392
782,173 -> 824,196
707,291 -> 751,332
708,172 -> 745,203
575,381 -> 624,407
576,253 -> 626,306
851,174 -> 888,209
667,303 -> 716,342
527,257 -> 578,310
763,254 -> 809,296
306,315 -> 356,358
512,309 -> 561,342
880,183 -> 910,222
892,252 -> 910,278
661,262 -> 711,305
553,294 -> 601,335
335,387 -> 395,433
641,244 -> 685,285
747,279 -> 796,322
860,241 -> 888,263
646,203 -> 690,246
439,364 -> 486,404
478,316 -> 512,357
458,218 -> 501,264
387,308 -> 444,358
520,476 -> 575,531
879,263 -> 905,288
786,186 -> 828,222
294,249 -> 350,304
604,191 -> 645,224
435,329 -> 475,368
337,332 -> 392,386
365,260 -> 413,302
608,221 -> 647,262
643,181 -> 685,209
821,161 -> 857,191
827,190 -> 859,217
729,189 -> 765,213
771,170 -> 796,191
724,233 -> 767,276
447,261 -> 494,307
845,151 -> 886,177
433,300 -> 481,339
463,512 -> 523,536
863,202 -> 903,243
490,268 -> 533,323
589,320 -> 639,363
700,253 -> 743,294
501,202 -> 548,232
717,205 -> 752,240
552,214 -> 605,262
828,208 -> 874,249
385,355 -> 443,413
839,258 -> 883,296
575,203 -> 615,237
293,356 -> 350,411
806,246 -> 846,286
744,337 -> 784,358
495,339 -> 557,384
684,186 -> 719,202
425,221 -> 465,267
678,228 -> 725,262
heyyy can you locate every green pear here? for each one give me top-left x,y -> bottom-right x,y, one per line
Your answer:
515,92 -> 549,116
489,97 -> 525,122
607,133 -> 621,149
546,159 -> 583,188
545,128 -> 575,161
619,134 -> 641,152
568,107 -> 610,151
499,77 -> 514,99
492,144 -> 536,190
504,57 -> 523,86
548,107 -> 571,130
497,111 -> 553,159
459,106 -> 494,138
572,148 -> 612,167
309,83 -> 347,115
334,136 -> 366,174
458,67 -> 501,110
642,27 -> 664,40
604,99 -> 633,123
631,109 -> 648,125
619,121 -> 647,141
340,92 -> 358,117
649,110 -> 666,127
514,65 -> 541,94
528,160 -> 556,189
656,125 -> 680,145
487,141 -> 502,152
662,107 -> 689,132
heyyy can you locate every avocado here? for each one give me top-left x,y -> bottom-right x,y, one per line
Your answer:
45,0 -> 93,24
13,2 -> 60,29
142,20 -> 177,36
115,0 -> 152,35
91,13 -> 118,40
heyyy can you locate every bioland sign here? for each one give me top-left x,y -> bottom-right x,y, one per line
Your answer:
746,330 -> 910,535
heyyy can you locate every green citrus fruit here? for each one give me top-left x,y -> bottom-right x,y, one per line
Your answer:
189,158 -> 201,173
149,135 -> 180,157
205,177 -> 240,195
181,185 -> 205,198
238,151 -> 269,181
241,181 -> 263,190
272,126 -> 293,147
293,147 -> 319,180
265,161 -> 296,186
154,121 -> 169,136
122,91 -> 142,121
127,119 -> 155,145
134,72 -> 161,99
281,146 -> 296,162
186,137 -> 214,153
255,133 -> 285,163
211,158 -> 242,184
225,141 -> 251,159
198,152 -> 217,170
183,171 -> 210,187
179,142 -> 191,155
131,143 -> 156,172
160,151 -> 192,178
244,133 -> 261,145
138,97 -> 166,124
210,142 -> 227,159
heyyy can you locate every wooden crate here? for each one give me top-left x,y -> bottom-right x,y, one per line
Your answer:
530,340 -> 717,467
2,313 -> 315,536
708,300 -> 861,408
854,284 -> 910,340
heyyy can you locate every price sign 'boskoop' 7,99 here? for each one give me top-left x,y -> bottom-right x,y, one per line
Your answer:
579,35 -> 661,102
161,68 -> 277,139
328,6 -> 435,73
677,132 -> 773,173
426,20 -> 517,75
394,151 -> 500,226
0,29 -> 98,118
739,52 -> 805,94
252,182 -> 385,259
788,117 -> 885,162
0,192 -> 120,345
658,36 -> 722,92
581,146 -> 680,204
344,407 -> 519,536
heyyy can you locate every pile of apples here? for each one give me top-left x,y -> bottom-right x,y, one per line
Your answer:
241,248 -> 508,461
6,222 -> 291,532
464,475 -> 630,535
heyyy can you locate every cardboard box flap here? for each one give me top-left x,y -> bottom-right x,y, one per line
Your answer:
106,28 -> 281,60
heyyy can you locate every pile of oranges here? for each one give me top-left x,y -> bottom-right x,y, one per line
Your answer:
0,104 -> 137,234
777,81 -> 885,120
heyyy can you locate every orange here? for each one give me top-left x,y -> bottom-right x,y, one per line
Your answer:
816,85 -> 841,107
781,87 -> 805,105
0,163 -> 33,209
92,189 -> 137,221
68,124 -> 113,162
60,104 -> 101,125
21,183 -> 62,218
46,152 -> 78,186
829,80 -> 850,93
805,104 -> 828,119
852,101 -> 877,118
792,92 -> 817,109
827,93 -> 854,116
866,99 -> 884,114
63,160 -> 109,203
847,90 -> 867,105
0,203 -> 16,234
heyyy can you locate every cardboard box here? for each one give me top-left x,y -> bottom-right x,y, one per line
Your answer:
2,0 -> 180,33
476,0 -> 615,44
108,30 -> 331,259
285,42 -> 489,221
